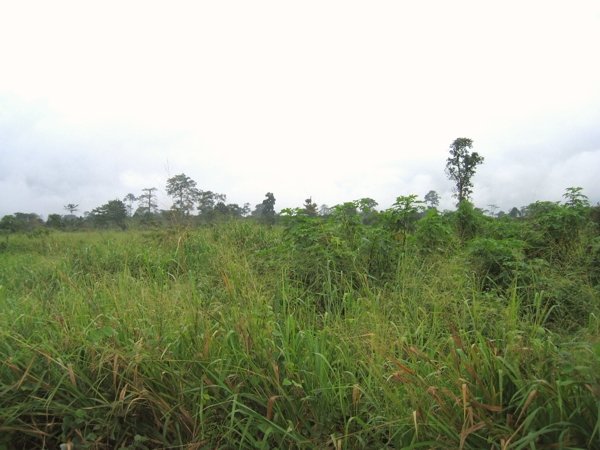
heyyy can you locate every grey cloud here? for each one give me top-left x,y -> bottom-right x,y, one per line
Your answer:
2,94 -> 599,219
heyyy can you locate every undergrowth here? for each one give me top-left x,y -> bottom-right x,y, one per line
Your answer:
1,204 -> 599,449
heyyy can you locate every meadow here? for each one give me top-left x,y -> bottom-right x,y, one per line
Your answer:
1,201 -> 599,449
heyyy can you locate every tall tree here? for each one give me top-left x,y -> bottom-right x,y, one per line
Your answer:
356,198 -> 378,212
123,193 -> 137,216
319,204 -> 332,217
355,197 -> 378,224
487,204 -> 499,217
508,207 -> 521,218
242,203 -> 252,217
445,138 -> 484,204
302,197 -> 318,216
64,203 -> 79,215
166,173 -> 199,215
223,203 -> 244,218
213,202 -> 230,216
196,190 -> 226,218
424,190 -> 440,209
138,187 -> 158,214
253,192 -> 276,224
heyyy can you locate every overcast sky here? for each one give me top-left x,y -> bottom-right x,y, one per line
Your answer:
1,1 -> 599,218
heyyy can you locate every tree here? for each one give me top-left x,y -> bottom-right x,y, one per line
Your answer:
196,190 -> 226,218
563,186 -> 589,208
46,214 -> 64,229
355,197 -> 378,224
64,204 -> 79,215
253,192 -> 276,224
138,188 -> 158,214
242,203 -> 252,217
90,200 -> 128,229
302,197 -> 318,217
355,197 -> 378,212
487,204 -> 499,217
263,192 -> 276,220
223,203 -> 244,218
123,193 -> 137,216
0,215 -> 17,243
445,138 -> 484,204
424,190 -> 440,209
214,202 -> 230,216
508,207 -> 521,218
319,204 -> 332,217
166,173 -> 199,215
385,195 -> 425,234
13,213 -> 44,232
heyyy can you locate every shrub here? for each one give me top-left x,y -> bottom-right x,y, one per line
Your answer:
414,209 -> 456,255
453,200 -> 484,241
468,238 -> 525,290
586,236 -> 600,286
539,276 -> 598,330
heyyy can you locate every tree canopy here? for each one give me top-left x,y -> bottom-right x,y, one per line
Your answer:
90,200 -> 128,229
253,192 -> 276,224
166,174 -> 199,215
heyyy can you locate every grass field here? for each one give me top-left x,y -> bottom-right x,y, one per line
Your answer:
1,217 -> 599,449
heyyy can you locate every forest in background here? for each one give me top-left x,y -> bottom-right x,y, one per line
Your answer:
0,139 -> 596,236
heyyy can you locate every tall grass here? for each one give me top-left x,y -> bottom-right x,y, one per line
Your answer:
1,223 -> 598,449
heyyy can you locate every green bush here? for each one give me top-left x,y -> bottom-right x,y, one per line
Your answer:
539,276 -> 598,330
468,237 -> 525,290
414,209 -> 456,255
588,236 -> 600,285
453,200 -> 484,240
524,200 -> 591,259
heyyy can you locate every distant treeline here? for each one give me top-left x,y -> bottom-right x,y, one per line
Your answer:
1,138 -> 596,233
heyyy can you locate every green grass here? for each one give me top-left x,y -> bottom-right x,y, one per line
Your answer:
1,223 -> 599,449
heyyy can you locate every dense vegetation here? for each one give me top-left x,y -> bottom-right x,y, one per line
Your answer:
1,189 -> 599,449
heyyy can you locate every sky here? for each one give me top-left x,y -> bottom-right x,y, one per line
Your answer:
1,0 -> 599,218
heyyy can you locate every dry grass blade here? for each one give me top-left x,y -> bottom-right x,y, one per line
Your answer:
459,421 -> 486,450
470,399 -> 502,413
516,389 -> 538,424
352,384 -> 361,407
266,395 -> 279,421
